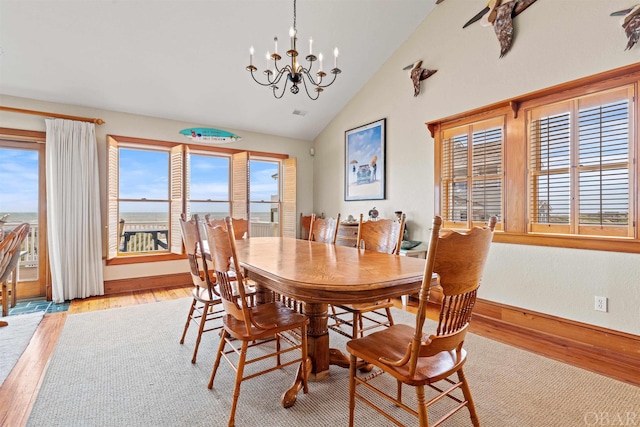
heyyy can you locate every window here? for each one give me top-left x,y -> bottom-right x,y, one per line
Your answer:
429,63 -> 640,253
107,135 -> 295,262
249,159 -> 281,237
528,87 -> 633,238
440,117 -> 504,229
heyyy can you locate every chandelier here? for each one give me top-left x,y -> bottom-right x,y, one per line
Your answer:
246,0 -> 341,100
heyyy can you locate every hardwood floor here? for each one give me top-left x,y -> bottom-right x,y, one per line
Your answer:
0,287 -> 635,426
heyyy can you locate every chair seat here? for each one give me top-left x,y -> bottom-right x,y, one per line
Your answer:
347,323 -> 467,385
191,280 -> 256,304
224,301 -> 309,341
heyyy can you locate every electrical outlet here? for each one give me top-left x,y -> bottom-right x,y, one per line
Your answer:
595,296 -> 608,312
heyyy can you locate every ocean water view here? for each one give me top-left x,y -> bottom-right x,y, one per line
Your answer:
1,211 -> 277,225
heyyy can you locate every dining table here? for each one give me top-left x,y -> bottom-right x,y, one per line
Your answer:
232,237 -> 430,407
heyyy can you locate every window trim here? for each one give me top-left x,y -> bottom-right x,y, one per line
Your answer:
427,63 -> 640,254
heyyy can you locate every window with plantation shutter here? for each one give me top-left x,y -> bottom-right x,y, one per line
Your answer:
430,64 -> 640,253
528,87 -> 633,238
106,135 -> 293,264
440,117 -> 504,229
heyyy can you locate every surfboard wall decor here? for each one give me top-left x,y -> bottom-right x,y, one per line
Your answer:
179,127 -> 242,144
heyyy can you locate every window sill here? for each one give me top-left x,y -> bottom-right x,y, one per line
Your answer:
493,232 -> 640,254
106,253 -> 186,266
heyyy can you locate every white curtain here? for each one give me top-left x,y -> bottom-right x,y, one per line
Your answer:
46,119 -> 104,303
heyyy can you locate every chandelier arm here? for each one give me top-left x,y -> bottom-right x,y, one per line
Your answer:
299,67 -> 321,86
314,71 -> 339,88
273,78 -> 289,99
249,69 -> 279,87
300,77 -> 321,100
269,71 -> 285,86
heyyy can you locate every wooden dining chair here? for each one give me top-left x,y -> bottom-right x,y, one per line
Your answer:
347,216 -> 496,427
206,217 -> 310,427
0,223 -> 30,323
178,213 -> 225,363
329,213 -> 405,339
178,214 -> 256,363
300,213 -> 313,240
205,215 -> 249,240
308,213 -> 341,244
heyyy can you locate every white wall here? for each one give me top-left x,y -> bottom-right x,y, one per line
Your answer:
312,0 -> 640,335
0,95 -> 314,281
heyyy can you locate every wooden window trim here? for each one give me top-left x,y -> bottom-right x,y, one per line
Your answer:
427,63 -> 640,254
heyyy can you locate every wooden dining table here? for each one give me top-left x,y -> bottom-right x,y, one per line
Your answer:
233,237 -> 429,407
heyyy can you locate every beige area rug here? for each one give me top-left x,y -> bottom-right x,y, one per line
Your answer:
27,298 -> 639,426
0,311 -> 44,386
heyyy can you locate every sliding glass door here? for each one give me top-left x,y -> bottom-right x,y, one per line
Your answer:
0,138 -> 47,300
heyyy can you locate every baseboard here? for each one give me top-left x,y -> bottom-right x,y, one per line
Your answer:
104,272 -> 192,295
470,298 -> 640,387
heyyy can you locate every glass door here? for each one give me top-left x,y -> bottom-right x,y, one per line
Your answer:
0,139 -> 47,300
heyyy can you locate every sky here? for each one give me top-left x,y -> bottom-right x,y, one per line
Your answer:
0,146 -> 280,217
0,147 -> 39,213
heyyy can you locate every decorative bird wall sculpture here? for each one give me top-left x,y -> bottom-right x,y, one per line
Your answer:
463,0 -> 538,58
611,5 -> 640,50
403,60 -> 437,97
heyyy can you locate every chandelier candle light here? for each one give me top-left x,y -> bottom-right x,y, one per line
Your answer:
246,0 -> 341,100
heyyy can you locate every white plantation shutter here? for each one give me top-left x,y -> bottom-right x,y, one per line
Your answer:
170,144 -> 184,253
107,136 -> 119,259
232,151 -> 249,220
184,145 -> 191,220
282,157 -> 297,238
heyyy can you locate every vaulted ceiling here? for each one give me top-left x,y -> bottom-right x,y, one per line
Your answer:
0,0 -> 436,141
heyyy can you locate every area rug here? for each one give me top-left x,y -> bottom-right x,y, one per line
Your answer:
27,298 -> 640,426
0,311 -> 45,386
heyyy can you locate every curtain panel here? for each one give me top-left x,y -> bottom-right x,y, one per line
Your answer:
46,119 -> 104,302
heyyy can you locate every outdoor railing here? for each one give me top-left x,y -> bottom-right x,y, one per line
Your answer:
1,220 -> 281,261
3,222 -> 38,269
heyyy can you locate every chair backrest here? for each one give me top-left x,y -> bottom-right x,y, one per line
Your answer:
300,213 -> 313,240
205,217 -> 254,333
403,216 -> 496,376
0,223 -> 30,284
308,213 -> 341,244
179,213 -> 216,298
205,215 -> 248,240
356,213 -> 405,255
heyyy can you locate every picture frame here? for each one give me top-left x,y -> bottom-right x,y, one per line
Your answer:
345,118 -> 386,201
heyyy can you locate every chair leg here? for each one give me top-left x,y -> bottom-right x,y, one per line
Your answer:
385,306 -> 394,326
300,324 -> 309,394
1,281 -> 8,317
180,298 -> 196,345
191,302 -> 210,363
228,341 -> 248,427
352,312 -> 359,339
276,333 -> 281,366
348,354 -> 357,427
458,368 -> 480,427
416,385 -> 429,427
208,330 -> 228,389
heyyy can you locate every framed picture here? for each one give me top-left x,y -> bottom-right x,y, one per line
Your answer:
345,118 -> 386,201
